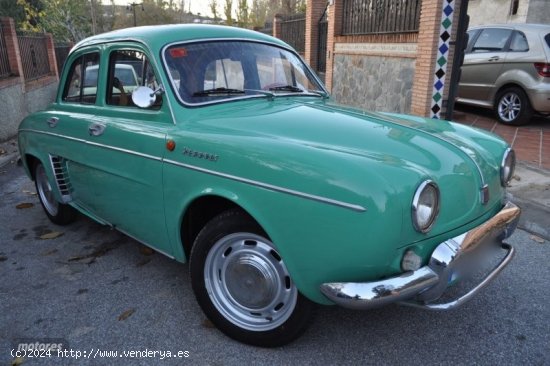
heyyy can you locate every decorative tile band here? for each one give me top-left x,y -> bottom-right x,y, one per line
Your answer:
431,0 -> 455,119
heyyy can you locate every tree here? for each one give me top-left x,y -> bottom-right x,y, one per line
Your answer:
209,0 -> 220,21
0,0 -> 28,27
223,0 -> 233,26
236,0 -> 249,28
249,0 -> 268,28
112,0 -> 176,29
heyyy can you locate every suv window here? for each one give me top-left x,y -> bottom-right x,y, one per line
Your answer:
106,49 -> 161,108
545,33 -> 550,49
62,52 -> 100,104
472,28 -> 512,53
509,31 -> 529,52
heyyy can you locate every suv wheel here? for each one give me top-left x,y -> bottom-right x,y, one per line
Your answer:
495,87 -> 533,126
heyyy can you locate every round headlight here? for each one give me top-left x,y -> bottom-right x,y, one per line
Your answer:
500,148 -> 516,186
412,180 -> 440,233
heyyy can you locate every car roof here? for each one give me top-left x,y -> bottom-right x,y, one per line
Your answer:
72,24 -> 291,54
469,23 -> 550,32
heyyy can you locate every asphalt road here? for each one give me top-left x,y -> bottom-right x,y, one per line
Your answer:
1,160 -> 549,366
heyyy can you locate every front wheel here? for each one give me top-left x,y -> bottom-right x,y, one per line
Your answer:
34,161 -> 76,225
189,209 -> 313,347
495,87 -> 533,125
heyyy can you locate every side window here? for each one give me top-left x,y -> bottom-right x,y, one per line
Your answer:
62,52 -> 100,104
203,59 -> 244,90
106,49 -> 162,108
472,28 -> 512,53
509,31 -> 529,52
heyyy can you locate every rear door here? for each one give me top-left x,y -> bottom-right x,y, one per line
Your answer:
459,27 -> 513,103
41,49 -> 101,211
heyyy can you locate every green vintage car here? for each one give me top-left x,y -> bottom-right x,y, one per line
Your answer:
18,24 -> 521,347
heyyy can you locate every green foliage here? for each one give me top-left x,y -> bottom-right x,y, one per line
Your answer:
209,0 -> 219,21
224,0 -> 233,26
236,0 -> 248,28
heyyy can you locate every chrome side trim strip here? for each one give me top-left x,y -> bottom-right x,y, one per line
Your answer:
85,140 -> 163,161
20,129 -> 86,143
164,158 -> 366,212
19,129 -> 162,162
20,129 -> 366,213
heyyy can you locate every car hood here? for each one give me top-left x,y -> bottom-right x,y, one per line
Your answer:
180,98 -> 508,243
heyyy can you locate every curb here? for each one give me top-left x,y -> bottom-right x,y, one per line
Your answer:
510,194 -> 550,241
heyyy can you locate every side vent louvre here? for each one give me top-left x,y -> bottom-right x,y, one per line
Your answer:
49,155 -> 72,203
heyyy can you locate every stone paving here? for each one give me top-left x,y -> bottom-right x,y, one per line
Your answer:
453,105 -> 550,171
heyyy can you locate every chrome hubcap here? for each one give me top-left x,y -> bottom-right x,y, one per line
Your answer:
498,92 -> 521,122
204,233 -> 297,331
36,164 -> 59,216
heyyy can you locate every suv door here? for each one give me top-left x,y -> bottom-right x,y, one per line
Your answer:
459,27 -> 513,104
83,44 -> 172,254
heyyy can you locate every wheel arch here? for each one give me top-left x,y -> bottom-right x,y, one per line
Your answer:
179,193 -> 270,261
492,82 -> 531,107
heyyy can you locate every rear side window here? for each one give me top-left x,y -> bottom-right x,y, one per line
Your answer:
509,31 -> 529,52
472,28 -> 512,53
62,52 -> 100,104
545,33 -> 550,49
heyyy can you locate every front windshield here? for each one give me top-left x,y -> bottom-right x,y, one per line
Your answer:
163,41 -> 325,105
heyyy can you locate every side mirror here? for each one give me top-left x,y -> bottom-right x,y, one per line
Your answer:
131,86 -> 156,108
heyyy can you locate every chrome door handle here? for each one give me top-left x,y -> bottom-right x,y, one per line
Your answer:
88,123 -> 106,136
46,117 -> 59,128
488,56 -> 500,62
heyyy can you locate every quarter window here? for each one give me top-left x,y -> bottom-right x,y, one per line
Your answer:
62,52 -> 100,104
509,31 -> 529,52
472,28 -> 513,53
106,49 -> 162,108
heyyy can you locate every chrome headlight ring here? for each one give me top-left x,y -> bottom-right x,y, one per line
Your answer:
412,180 -> 440,234
500,148 -> 516,187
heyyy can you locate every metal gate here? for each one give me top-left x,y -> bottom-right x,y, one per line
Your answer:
317,9 -> 328,78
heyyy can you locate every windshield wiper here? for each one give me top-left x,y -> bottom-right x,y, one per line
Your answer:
193,87 -> 245,97
306,90 -> 329,99
268,85 -> 303,93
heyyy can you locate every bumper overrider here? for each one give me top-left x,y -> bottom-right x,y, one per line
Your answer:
320,202 -> 521,311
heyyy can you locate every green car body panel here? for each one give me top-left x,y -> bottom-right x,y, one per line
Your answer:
19,25 -> 512,305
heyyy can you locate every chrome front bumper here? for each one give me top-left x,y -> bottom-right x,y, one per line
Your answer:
320,202 -> 521,311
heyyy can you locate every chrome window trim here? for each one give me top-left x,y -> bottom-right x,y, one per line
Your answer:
67,38 -> 177,125
19,129 -> 365,213
160,38 -> 329,108
411,180 -> 440,234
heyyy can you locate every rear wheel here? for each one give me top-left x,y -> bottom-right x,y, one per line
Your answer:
189,209 -> 313,347
34,161 -> 76,225
495,87 -> 533,125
